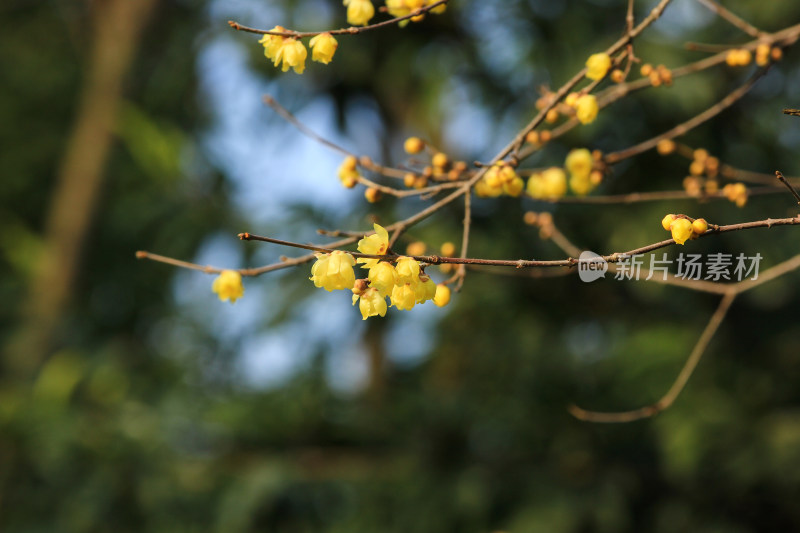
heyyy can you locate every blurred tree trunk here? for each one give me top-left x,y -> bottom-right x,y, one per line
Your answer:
7,0 -> 157,375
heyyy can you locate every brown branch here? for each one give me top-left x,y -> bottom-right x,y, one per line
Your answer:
570,251 -> 800,422
776,171 -> 800,205
604,69 -> 766,164
695,0 -> 764,38
569,291 -> 737,422
228,0 -> 448,38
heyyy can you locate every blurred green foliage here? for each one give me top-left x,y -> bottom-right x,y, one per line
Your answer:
3,0 -> 800,532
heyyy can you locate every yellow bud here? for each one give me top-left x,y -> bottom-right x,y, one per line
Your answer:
365,187 -> 382,203
405,241 -> 426,257
523,211 -> 538,226
440,242 -> 456,257
565,92 -> 580,108
545,109 -> 559,124
640,63 -> 653,76
585,52 -> 612,81
692,218 -> 708,235
404,136 -> 425,154
539,130 -> 552,143
689,160 -> 705,176
432,152 -> 449,169
657,139 -> 676,155
661,214 -> 677,231
433,284 -> 451,307
403,172 -> 416,188
610,69 -> 624,83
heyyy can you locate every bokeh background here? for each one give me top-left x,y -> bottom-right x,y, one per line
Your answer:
3,0 -> 800,531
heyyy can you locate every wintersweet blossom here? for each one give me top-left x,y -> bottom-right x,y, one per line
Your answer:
353,287 -> 387,320
357,223 -> 389,268
344,0 -> 375,26
565,148 -> 592,180
585,53 -> 612,81
310,250 -> 356,291
368,261 -> 398,297
212,270 -> 244,303
669,218 -> 693,245
527,167 -> 567,199
390,283 -> 417,310
309,33 -> 338,64
414,275 -> 437,304
575,94 -> 598,124
394,256 -> 420,284
273,39 -> 307,74
258,27 -> 285,61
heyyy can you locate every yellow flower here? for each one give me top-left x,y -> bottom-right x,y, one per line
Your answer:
565,148 -> 592,180
258,27 -> 285,60
273,39 -> 307,74
670,218 -> 693,245
433,283 -> 451,307
527,167 -> 567,199
569,175 -> 594,196
390,283 -> 417,310
395,256 -> 421,285
368,261 -> 397,297
353,287 -> 387,320
692,218 -> 708,235
585,53 -> 612,81
427,0 -> 446,14
310,250 -> 356,291
723,183 -> 748,207
338,155 -> 359,188
309,33 -> 338,64
575,94 -> 598,124
661,214 -> 677,231
344,0 -> 375,26
212,270 -> 244,303
414,275 -> 437,304
504,176 -> 525,197
357,223 -> 389,269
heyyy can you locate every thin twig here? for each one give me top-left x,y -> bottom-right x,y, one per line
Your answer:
605,69 -> 766,164
776,171 -> 800,205
569,291 -> 737,422
228,0 -> 448,38
695,0 -> 764,38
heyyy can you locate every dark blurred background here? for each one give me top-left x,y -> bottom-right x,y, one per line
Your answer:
2,0 -> 800,531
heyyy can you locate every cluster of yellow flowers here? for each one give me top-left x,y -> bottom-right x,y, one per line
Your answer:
344,0 -> 446,27
725,48 -> 752,67
526,168 -> 566,199
212,270 -> 245,303
722,182 -> 748,207
724,44 -> 783,68
338,155 -> 361,188
309,224 -> 450,319
640,63 -> 673,87
756,43 -> 782,66
259,28 -> 338,74
661,214 -> 708,245
475,161 -> 525,197
565,148 -> 602,196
